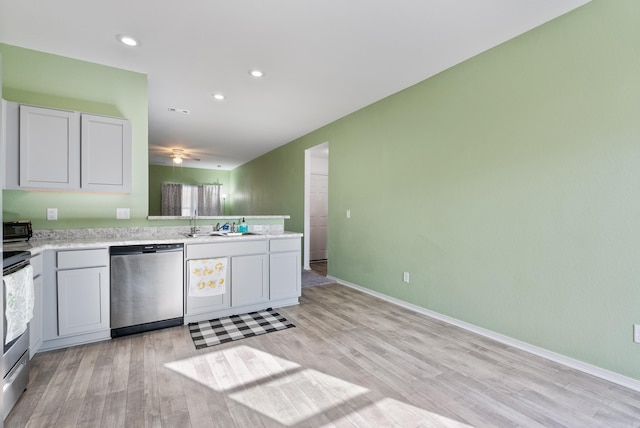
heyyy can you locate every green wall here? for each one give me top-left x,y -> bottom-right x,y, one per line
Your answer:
148,164 -> 230,215
1,44 -> 149,229
231,0 -> 640,380
231,145 -> 304,232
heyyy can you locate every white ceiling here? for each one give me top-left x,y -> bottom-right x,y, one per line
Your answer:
0,0 -> 590,170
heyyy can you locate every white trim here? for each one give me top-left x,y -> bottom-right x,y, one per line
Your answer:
329,275 -> 640,393
303,149 -> 311,270
304,142 -> 329,271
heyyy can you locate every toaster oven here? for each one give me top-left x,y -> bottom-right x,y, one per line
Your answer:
2,221 -> 33,243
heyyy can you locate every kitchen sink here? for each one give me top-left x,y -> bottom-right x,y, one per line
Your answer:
183,232 -> 260,238
224,232 -> 260,236
183,232 -> 226,238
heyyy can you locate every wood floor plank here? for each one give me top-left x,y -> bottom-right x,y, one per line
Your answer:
6,283 -> 640,427
124,331 -> 145,427
100,390 -> 127,428
74,364 -> 111,426
167,326 -> 218,427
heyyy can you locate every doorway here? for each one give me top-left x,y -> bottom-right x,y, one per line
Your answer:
304,142 -> 329,272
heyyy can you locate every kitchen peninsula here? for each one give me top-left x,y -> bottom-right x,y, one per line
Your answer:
8,221 -> 301,356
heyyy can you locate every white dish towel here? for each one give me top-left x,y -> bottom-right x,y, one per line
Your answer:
188,258 -> 227,297
3,264 -> 34,344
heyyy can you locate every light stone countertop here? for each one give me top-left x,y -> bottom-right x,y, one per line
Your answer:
4,228 -> 302,255
147,215 -> 291,220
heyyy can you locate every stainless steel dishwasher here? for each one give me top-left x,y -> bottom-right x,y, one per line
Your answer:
110,243 -> 184,338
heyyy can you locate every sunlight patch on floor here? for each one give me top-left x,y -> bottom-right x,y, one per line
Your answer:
350,398 -> 474,428
165,344 -> 471,426
165,345 -> 300,392
229,368 -> 369,425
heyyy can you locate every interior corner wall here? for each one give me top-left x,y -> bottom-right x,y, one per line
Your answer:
229,0 -> 640,380
0,43 -> 148,229
230,147 -> 305,231
148,164 -> 230,216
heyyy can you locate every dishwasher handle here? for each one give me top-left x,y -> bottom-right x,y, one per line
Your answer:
110,243 -> 184,256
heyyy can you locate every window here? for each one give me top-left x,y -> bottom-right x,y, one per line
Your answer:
181,185 -> 199,216
162,183 -> 221,216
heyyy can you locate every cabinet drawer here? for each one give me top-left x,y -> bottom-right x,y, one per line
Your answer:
57,248 -> 108,269
187,240 -> 268,259
31,253 -> 43,277
270,238 -> 300,252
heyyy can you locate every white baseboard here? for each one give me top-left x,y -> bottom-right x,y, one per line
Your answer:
328,275 -> 640,393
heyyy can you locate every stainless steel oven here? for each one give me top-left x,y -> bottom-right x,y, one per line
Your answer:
2,250 -> 31,420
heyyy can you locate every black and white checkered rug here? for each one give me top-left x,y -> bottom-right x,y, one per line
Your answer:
188,309 -> 295,349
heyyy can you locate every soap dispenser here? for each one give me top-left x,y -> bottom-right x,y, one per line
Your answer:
239,217 -> 248,233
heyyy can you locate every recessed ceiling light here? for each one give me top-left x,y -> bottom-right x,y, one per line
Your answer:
249,69 -> 264,78
212,93 -> 225,101
116,34 -> 139,47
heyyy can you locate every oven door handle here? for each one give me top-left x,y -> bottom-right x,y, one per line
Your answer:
3,258 -> 31,276
3,357 -> 27,392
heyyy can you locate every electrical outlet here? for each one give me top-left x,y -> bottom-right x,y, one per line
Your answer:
47,208 -> 57,221
116,208 -> 130,220
403,272 -> 410,283
346,209 -> 351,219
634,324 -> 640,344
254,225 -> 264,232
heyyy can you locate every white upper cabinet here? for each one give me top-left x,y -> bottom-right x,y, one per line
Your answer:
3,101 -> 131,193
81,114 -> 131,192
19,105 -> 80,190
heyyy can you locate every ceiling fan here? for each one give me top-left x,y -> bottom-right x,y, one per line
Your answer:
170,148 -> 201,164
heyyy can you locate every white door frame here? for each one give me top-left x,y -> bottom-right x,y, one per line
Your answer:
303,142 -> 328,270
304,149 -> 311,270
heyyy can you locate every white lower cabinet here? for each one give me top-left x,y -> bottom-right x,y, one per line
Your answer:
269,237 -> 302,303
41,248 -> 110,352
184,257 -> 231,317
36,236 -> 302,348
29,253 -> 43,358
185,240 -> 269,323
57,266 -> 109,336
231,254 -> 268,307
269,251 -> 301,301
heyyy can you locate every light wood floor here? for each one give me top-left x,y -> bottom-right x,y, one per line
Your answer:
7,284 -> 640,427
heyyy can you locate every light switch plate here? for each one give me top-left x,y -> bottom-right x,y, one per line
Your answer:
346,209 -> 351,219
116,208 -> 130,220
47,208 -> 57,221
634,324 -> 640,344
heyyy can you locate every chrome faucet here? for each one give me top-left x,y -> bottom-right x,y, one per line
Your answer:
191,210 -> 198,234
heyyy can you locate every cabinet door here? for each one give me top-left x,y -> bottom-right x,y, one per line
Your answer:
270,251 -> 301,301
19,105 -> 80,189
57,266 -> 109,336
185,259 -> 231,316
3,100 -> 20,189
81,114 -> 131,192
29,274 -> 43,358
231,254 -> 268,308
30,253 -> 44,356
